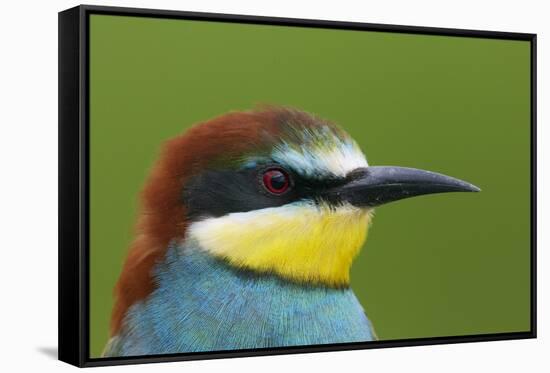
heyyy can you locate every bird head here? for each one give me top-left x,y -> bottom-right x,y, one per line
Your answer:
112,107 -> 479,333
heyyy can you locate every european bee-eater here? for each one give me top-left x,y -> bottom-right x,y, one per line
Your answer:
103,107 -> 479,356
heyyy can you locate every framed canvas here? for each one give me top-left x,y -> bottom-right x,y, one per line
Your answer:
58,5 -> 537,367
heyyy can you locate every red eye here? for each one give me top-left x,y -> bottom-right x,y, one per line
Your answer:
262,168 -> 290,195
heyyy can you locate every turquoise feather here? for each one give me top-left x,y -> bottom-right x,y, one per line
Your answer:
104,242 -> 375,357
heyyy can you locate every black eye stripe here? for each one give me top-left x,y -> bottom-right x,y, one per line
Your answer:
182,165 -> 349,220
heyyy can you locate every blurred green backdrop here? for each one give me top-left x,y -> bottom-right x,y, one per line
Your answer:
89,15 -> 531,358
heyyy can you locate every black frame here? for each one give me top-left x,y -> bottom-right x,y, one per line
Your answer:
58,4 -> 537,368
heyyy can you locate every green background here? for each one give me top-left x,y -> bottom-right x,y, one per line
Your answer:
89,15 -> 531,358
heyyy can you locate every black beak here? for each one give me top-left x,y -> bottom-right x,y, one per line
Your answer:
326,166 -> 480,208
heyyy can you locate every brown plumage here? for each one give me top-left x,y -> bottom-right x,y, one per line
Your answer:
110,107 -> 326,335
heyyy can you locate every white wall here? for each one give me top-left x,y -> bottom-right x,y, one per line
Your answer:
0,0 -> 546,371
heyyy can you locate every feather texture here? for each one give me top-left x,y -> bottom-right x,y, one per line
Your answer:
104,242 -> 375,357
189,202 -> 371,287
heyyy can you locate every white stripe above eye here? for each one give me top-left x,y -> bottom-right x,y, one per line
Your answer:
271,137 -> 368,179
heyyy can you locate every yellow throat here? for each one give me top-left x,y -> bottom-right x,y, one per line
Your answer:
188,202 -> 371,287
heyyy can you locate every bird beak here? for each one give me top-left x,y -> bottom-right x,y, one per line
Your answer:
327,166 -> 480,208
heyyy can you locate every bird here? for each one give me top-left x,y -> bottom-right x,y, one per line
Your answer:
103,106 -> 480,356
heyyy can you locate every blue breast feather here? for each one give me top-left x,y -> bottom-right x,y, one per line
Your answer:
104,243 -> 375,356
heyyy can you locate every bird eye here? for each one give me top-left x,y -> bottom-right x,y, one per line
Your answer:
262,168 -> 290,195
